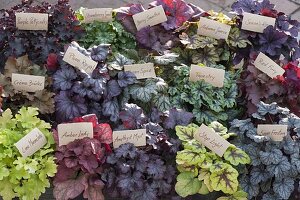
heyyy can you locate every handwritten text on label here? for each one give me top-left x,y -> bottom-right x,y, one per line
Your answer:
254,52 -> 284,78
63,47 -> 97,74
132,5 -> 167,30
124,63 -> 156,79
194,124 -> 231,157
57,122 -> 93,146
241,12 -> 276,33
113,129 -> 146,148
15,13 -> 48,30
15,128 -> 47,158
83,8 -> 113,23
189,65 -> 225,87
197,17 -> 231,40
12,73 -> 45,92
257,124 -> 288,141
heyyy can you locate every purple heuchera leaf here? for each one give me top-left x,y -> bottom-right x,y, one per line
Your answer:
115,4 -> 145,34
55,91 -> 87,122
136,26 -> 158,48
119,103 -> 147,129
106,79 -> 122,99
164,108 -> 194,129
231,0 -> 257,14
53,66 -> 77,90
117,71 -> 136,87
90,44 -> 111,63
259,26 -> 288,56
150,0 -> 194,30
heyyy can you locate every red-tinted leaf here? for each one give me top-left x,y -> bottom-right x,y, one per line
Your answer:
94,123 -> 113,144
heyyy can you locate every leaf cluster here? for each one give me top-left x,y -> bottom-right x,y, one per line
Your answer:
0,107 -> 56,200
230,101 -> 300,199
175,122 -> 250,198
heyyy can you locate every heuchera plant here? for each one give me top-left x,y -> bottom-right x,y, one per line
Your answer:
75,8 -> 136,53
230,101 -> 300,200
175,122 -> 250,199
0,55 -> 55,114
108,51 -> 172,113
168,64 -> 240,125
0,0 -> 83,71
231,0 -> 300,64
175,11 -> 251,68
239,53 -> 300,115
53,114 -> 113,200
115,0 -> 204,53
0,107 -> 56,200
102,103 -> 189,200
54,42 -> 122,122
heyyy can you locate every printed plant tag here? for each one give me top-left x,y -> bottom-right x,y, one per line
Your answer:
83,8 -> 113,23
241,12 -> 276,33
63,47 -> 97,74
257,124 -> 288,141
132,5 -> 167,30
124,63 -> 156,79
194,124 -> 231,157
12,73 -> 45,92
57,122 -> 93,146
15,128 -> 47,158
189,65 -> 225,87
113,129 -> 146,148
15,13 -> 48,30
197,17 -> 231,40
254,52 -> 285,78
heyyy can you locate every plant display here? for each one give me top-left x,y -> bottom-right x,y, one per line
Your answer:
53,114 -> 113,200
175,122 -> 250,199
0,55 -> 55,114
0,0 -> 83,71
231,0 -> 300,64
115,0 -> 204,53
76,8 -> 136,53
230,101 -> 300,199
168,64 -> 240,125
102,103 -> 188,200
0,107 -> 56,200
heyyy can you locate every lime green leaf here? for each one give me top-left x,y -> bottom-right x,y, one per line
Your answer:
210,166 -> 239,194
0,178 -> 17,200
175,172 -> 202,197
217,190 -> 248,200
224,146 -> 251,166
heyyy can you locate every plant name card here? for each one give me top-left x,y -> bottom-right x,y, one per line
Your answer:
132,5 -> 167,30
57,122 -> 93,146
197,17 -> 231,40
15,13 -> 48,30
194,124 -> 231,157
15,128 -> 47,158
124,63 -> 156,79
254,52 -> 284,78
189,65 -> 225,87
241,12 -> 275,33
113,129 -> 146,148
257,124 -> 288,141
63,47 -> 97,74
83,8 -> 113,23
12,73 -> 45,92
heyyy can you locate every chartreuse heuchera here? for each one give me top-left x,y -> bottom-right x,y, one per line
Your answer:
0,107 -> 56,200
175,122 -> 250,199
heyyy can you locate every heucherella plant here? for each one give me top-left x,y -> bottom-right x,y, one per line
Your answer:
75,8 -> 136,53
168,64 -> 240,125
230,101 -> 300,199
0,107 -> 56,200
175,122 -> 250,199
